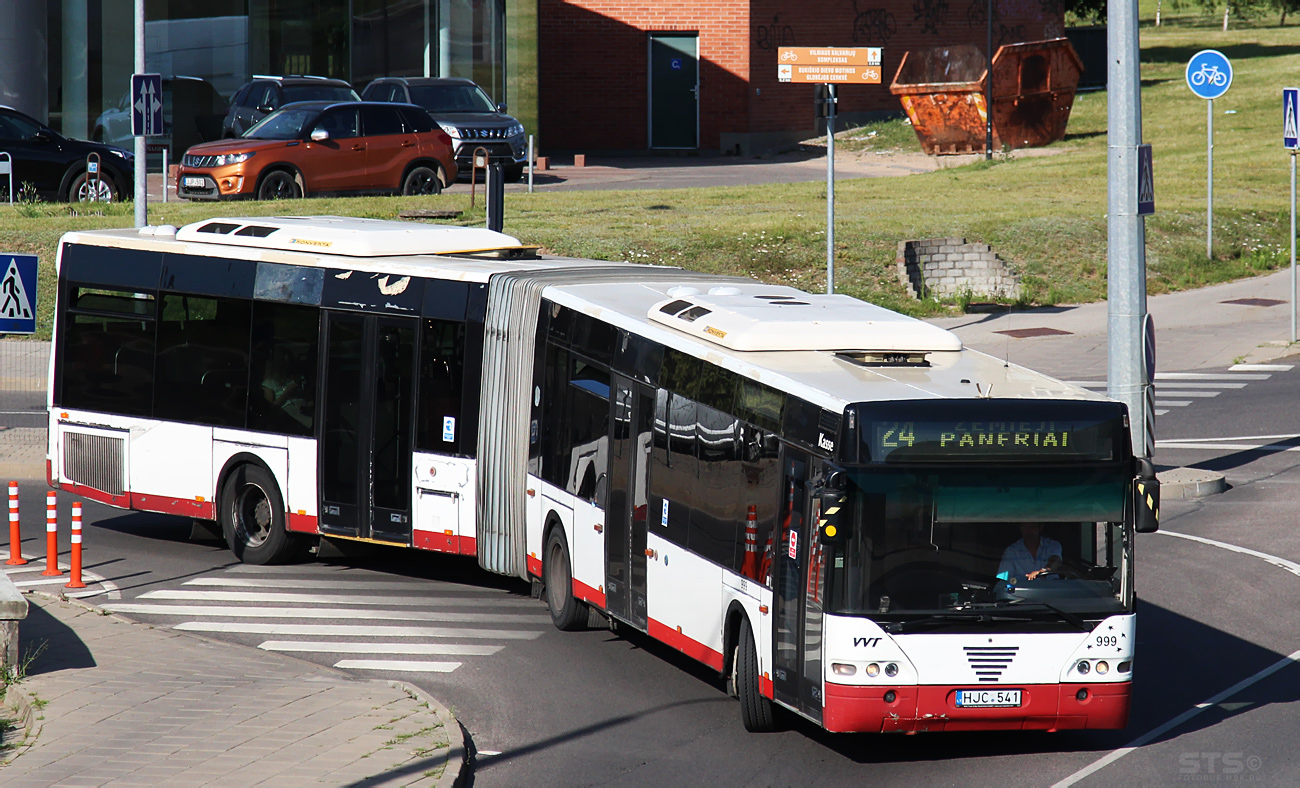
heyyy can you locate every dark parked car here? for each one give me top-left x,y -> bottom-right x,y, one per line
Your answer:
223,76 -> 360,138
0,105 -> 134,202
178,101 -> 457,201
361,77 -> 526,180
94,76 -> 229,156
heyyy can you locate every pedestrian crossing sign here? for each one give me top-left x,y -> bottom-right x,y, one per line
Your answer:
1137,144 -> 1154,216
0,254 -> 37,334
1285,88 -> 1299,150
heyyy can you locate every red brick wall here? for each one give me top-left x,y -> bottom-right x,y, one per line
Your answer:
539,0 -> 1064,152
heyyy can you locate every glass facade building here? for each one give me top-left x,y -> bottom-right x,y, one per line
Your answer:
25,0 -> 535,149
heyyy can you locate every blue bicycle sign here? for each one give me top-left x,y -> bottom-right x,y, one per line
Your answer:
1186,50 -> 1232,100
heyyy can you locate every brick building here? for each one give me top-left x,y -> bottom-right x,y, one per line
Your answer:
539,0 -> 1065,154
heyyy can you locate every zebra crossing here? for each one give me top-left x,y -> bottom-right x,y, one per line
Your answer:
101,564 -> 550,674
1066,363 -> 1293,416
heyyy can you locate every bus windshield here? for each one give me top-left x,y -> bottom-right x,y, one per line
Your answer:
824,466 -> 1131,621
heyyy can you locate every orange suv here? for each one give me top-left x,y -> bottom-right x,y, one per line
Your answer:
176,101 -> 457,201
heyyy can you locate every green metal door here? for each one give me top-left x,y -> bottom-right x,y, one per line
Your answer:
649,34 -> 698,149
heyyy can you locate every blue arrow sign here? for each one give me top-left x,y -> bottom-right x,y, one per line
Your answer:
0,254 -> 38,335
1286,88 -> 1299,150
1186,50 -> 1232,100
131,73 -> 164,137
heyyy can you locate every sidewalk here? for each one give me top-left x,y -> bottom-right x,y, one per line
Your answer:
2,594 -> 465,786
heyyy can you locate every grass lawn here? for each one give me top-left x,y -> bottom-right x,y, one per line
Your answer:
3,9 -> 1298,340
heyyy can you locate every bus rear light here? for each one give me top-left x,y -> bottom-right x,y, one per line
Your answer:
759,605 -> 769,614
444,529 -> 454,536
1076,660 -> 1091,675
884,663 -> 899,677
1118,661 -> 1132,673
865,663 -> 881,677
60,412 -> 69,419
832,663 -> 857,676
195,496 -> 204,502
1095,661 -> 1110,675
526,488 -> 535,497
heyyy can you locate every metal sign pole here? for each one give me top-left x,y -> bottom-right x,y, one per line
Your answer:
826,83 -> 836,295
1207,98 -> 1213,258
134,0 -> 146,228
1292,151 -> 1297,343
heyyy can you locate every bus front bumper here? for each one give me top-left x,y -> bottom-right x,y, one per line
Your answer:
822,681 -> 1131,733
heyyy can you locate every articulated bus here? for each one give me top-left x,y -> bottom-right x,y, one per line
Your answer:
47,216 -> 1160,733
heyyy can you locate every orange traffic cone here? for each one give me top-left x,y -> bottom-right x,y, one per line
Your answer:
741,505 -> 759,580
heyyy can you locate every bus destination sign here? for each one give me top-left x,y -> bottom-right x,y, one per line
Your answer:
869,420 -> 1117,463
778,47 -> 882,84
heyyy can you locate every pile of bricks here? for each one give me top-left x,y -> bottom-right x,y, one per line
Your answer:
896,238 -> 1021,301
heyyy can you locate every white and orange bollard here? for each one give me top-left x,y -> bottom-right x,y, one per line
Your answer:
66,502 -> 86,589
41,490 -> 61,577
6,481 -> 27,566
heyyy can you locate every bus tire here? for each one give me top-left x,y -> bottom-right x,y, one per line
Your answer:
737,616 -> 777,732
220,464 -> 302,565
544,527 -> 587,631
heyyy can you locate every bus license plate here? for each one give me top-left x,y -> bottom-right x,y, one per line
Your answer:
955,689 -> 1021,708
184,176 -> 205,187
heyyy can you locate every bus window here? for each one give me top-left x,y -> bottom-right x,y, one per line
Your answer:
154,294 -> 251,427
566,357 -> 611,502
415,318 -> 467,454
248,301 -> 319,436
58,286 -> 157,417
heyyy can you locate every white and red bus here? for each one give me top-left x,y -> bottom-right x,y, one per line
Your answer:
47,216 -> 1159,733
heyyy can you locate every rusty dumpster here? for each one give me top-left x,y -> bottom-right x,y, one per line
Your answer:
889,38 -> 1084,155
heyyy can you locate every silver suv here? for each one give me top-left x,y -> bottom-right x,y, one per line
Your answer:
361,77 -> 526,180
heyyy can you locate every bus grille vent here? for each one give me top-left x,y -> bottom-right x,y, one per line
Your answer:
63,431 -> 126,497
963,645 -> 1020,683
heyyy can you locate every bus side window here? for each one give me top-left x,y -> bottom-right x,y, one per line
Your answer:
57,286 -> 157,418
414,317 -> 466,454
247,301 -> 318,436
154,293 -> 251,428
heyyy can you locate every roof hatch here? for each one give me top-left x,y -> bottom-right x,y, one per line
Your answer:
649,285 -> 962,353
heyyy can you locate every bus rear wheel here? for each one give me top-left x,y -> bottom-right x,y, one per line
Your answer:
737,616 -> 778,732
544,527 -> 587,631
220,464 -> 303,565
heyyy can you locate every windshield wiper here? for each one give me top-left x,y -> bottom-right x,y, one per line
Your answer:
884,613 -> 1034,635
1001,599 -> 1092,632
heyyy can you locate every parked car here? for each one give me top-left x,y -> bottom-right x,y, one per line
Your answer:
223,76 -> 360,138
176,101 -> 457,201
93,76 -> 229,156
360,77 -> 526,180
0,105 -> 134,202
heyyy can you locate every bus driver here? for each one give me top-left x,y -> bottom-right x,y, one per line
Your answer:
997,523 -> 1063,583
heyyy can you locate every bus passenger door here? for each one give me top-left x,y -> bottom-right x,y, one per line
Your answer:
606,376 -> 652,629
771,450 -> 824,723
318,312 -> 417,544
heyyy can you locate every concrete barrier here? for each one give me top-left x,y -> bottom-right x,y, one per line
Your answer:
0,568 -> 29,674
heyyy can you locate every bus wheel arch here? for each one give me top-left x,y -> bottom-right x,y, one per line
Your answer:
217,458 -> 307,565
543,518 -> 587,631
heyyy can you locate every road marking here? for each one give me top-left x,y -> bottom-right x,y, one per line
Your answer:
1155,530 -> 1300,578
334,659 -> 462,673
1155,373 -> 1270,380
173,622 -> 544,639
1052,530 -> 1300,786
1149,382 -> 1244,390
1155,441 -> 1300,452
259,640 -> 502,656
1229,363 -> 1294,371
103,602 -> 548,623
1154,409 -> 1169,416
1159,433 -> 1300,444
184,577 -> 493,593
12,577 -> 80,587
1151,391 -> 1221,397
142,589 -> 535,607
1051,648 -> 1300,787
1155,400 -> 1192,407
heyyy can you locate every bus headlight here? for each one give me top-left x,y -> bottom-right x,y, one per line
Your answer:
1095,660 -> 1110,675
884,662 -> 899,677
831,663 -> 857,676
865,663 -> 881,677
1076,660 -> 1091,675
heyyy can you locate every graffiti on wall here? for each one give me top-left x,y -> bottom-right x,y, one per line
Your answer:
913,0 -> 950,35
755,15 -> 796,50
998,23 -> 1028,44
852,2 -> 899,43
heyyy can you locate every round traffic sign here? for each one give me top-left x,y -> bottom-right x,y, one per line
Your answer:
1186,49 -> 1232,100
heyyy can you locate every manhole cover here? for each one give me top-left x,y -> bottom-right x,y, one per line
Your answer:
1220,298 -> 1284,307
994,327 -> 1073,338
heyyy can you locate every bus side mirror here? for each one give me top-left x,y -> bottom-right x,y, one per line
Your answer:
817,488 -> 849,544
1134,457 -> 1160,533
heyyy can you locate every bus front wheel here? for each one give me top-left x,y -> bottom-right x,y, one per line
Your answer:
220,464 -> 303,565
544,527 -> 587,631
737,616 -> 778,732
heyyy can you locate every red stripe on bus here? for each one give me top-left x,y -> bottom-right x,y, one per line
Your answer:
821,681 -> 1132,734
47,460 -> 58,489
759,674 -> 774,699
131,493 -> 216,520
572,578 -> 605,609
286,512 -> 318,534
647,618 -> 725,672
60,482 -> 128,509
412,531 -> 477,555
526,554 -> 542,578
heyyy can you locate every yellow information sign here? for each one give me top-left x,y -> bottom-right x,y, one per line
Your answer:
777,47 -> 883,84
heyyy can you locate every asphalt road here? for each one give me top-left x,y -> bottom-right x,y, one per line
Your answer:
9,357 -> 1300,786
